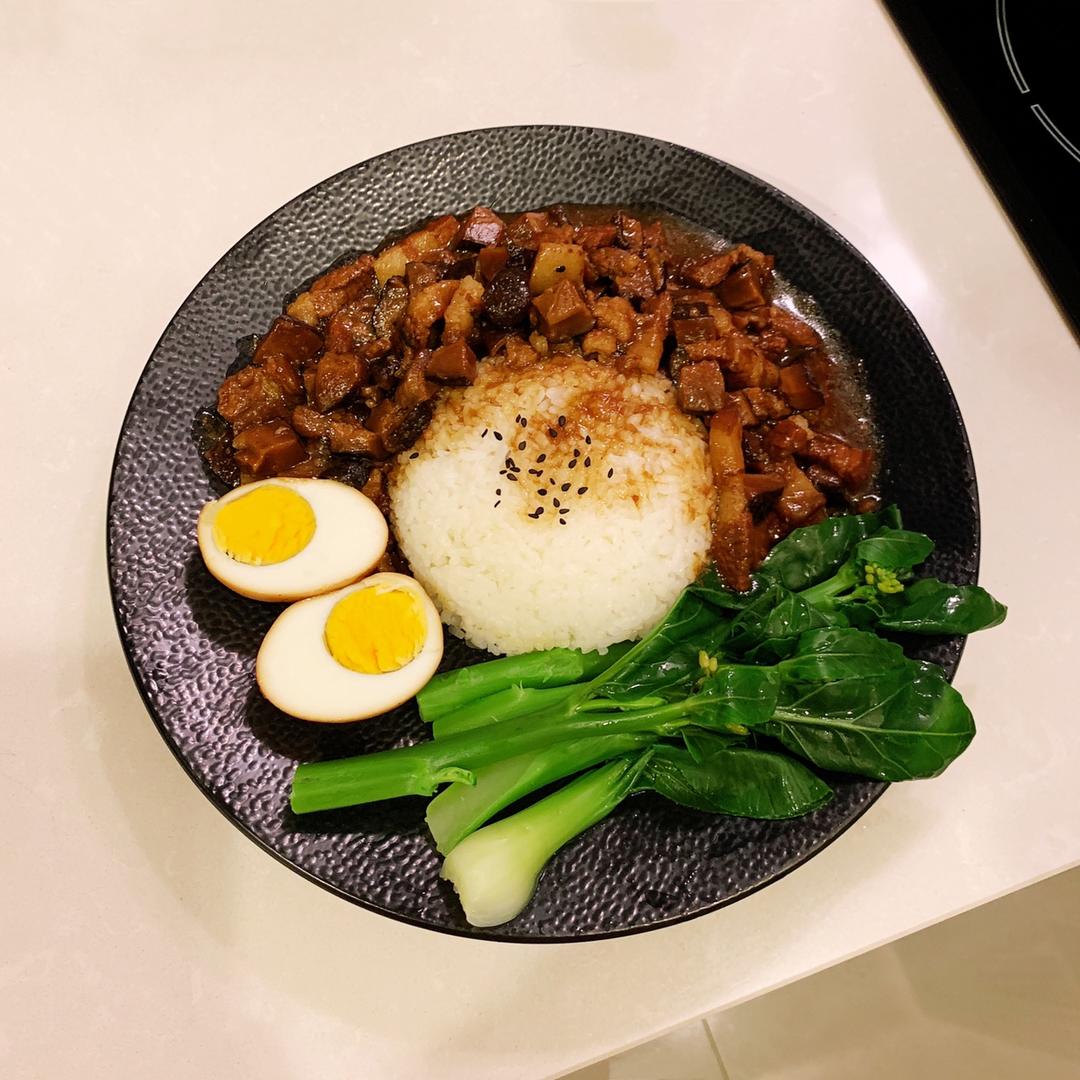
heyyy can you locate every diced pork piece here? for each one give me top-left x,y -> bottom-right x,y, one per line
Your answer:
442,274 -> 485,343
405,261 -> 441,289
404,279 -> 458,346
673,316 -> 718,344
261,353 -> 303,400
427,339 -> 478,383
730,306 -> 772,332
676,361 -> 726,413
374,215 -> 460,284
769,305 -> 821,347
232,422 -> 306,478
581,329 -> 619,358
742,473 -> 786,499
621,292 -> 671,373
505,211 -> 552,251
292,405 -> 386,458
590,295 -> 638,345
776,461 -> 827,523
765,417 -> 812,455
805,434 -> 874,489
680,251 -> 738,288
589,246 -> 655,299
718,262 -> 770,309
217,366 -> 292,431
395,352 -> 438,409
366,399 -> 430,454
476,245 -> 509,282
372,276 -> 409,341
325,296 -> 378,354
314,352 -> 365,412
532,280 -> 595,340
287,254 -> 378,324
716,334 -> 770,389
529,243 -> 587,294
778,362 -> 825,410
614,211 -> 644,253
458,206 -> 506,247
742,387 -> 793,421
502,335 -> 542,367
725,390 -> 759,429
805,463 -> 843,491
535,224 -> 575,244
254,316 -> 324,367
574,223 -> 618,250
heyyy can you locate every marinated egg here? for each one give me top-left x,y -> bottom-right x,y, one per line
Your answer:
256,573 -> 444,722
197,478 -> 387,602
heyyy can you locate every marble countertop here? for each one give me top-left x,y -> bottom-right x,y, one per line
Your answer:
3,2 -> 1078,1077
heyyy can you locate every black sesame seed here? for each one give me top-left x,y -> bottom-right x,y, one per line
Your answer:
555,264 -> 566,273
507,457 -> 516,468
548,427 -> 558,438
536,453 -> 547,463
494,431 -> 503,441
585,435 -> 592,445
520,417 -> 528,428
496,488 -> 501,496
528,468 -> 542,476
518,441 -> 526,451
584,456 -> 591,467
553,497 -> 561,508
559,506 -> 570,515
538,488 -> 548,496
534,507 -> 544,516
561,482 -> 571,492
558,415 -> 566,427
573,448 -> 581,458
577,486 -> 587,495
607,467 -> 614,478
481,428 -> 488,437
558,519 -> 567,525
507,473 -> 518,482
494,500 -> 501,508
568,459 -> 577,469
409,451 -> 419,459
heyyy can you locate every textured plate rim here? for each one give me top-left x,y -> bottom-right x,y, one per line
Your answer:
106,123 -> 979,942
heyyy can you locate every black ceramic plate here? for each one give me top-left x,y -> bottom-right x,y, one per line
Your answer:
107,126 -> 978,941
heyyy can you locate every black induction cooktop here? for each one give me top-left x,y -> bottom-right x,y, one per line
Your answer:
886,1 -> 1080,339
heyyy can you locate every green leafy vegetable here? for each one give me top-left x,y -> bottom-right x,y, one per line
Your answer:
287,508 -> 1006,928
638,741 -> 833,818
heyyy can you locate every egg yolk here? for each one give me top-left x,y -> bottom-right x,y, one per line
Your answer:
212,485 -> 316,566
325,587 -> 427,674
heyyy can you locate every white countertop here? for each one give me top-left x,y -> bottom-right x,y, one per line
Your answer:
3,2 -> 1079,1078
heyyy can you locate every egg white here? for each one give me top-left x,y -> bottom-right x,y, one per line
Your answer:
197,477 -> 388,602
256,573 -> 444,723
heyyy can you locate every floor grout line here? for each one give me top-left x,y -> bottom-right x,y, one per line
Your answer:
702,1018 -> 733,1080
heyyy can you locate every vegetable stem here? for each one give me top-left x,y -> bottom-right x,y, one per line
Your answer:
417,642 -> 633,722
431,684 -> 578,738
440,753 -> 652,927
425,732 -> 658,854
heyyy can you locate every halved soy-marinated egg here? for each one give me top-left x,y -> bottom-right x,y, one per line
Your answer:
197,477 -> 387,602
256,573 -> 444,722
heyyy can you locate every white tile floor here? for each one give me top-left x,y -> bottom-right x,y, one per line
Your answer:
564,866 -> 1080,1080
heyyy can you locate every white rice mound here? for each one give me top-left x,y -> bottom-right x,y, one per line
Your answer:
388,355 -> 713,655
